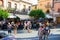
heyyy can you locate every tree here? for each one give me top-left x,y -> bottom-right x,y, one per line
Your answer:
0,9 -> 9,21
29,9 -> 45,19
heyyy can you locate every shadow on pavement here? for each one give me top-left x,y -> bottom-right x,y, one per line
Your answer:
56,24 -> 60,28
15,36 -> 38,40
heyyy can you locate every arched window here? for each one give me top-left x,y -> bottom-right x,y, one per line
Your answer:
46,9 -> 50,13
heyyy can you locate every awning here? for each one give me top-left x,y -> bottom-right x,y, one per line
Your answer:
8,13 -> 16,18
15,14 -> 30,20
50,12 -> 60,17
45,14 -> 53,18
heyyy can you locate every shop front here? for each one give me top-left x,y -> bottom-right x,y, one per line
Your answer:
56,17 -> 60,24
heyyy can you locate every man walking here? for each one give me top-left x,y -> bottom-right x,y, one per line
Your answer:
43,24 -> 50,40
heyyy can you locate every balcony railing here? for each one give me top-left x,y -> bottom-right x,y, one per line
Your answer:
7,9 -> 28,15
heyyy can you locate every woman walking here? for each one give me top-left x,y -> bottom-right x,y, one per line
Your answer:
23,21 -> 27,30
13,24 -> 17,35
27,21 -> 31,33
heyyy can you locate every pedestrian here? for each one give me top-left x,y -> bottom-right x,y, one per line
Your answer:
43,24 -> 50,40
39,22 -> 44,27
0,22 -> 2,30
13,24 -> 17,35
53,22 -> 56,29
23,21 -> 27,30
7,23 -> 12,35
27,21 -> 31,33
38,26 -> 43,40
11,21 -> 14,30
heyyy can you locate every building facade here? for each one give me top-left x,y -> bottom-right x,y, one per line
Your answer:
0,0 -> 32,20
1,0 -> 32,11
53,0 -> 60,24
0,0 -> 4,9
0,0 -> 3,6
32,5 -> 37,10
37,0 -> 51,13
53,0 -> 60,13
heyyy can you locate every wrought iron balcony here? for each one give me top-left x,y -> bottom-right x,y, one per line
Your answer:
7,10 -> 28,15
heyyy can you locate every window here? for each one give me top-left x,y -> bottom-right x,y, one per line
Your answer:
15,3 -> 17,10
22,8 -> 25,12
23,5 -> 26,9
35,6 -> 37,9
22,5 -> 26,12
8,2 -> 11,8
40,4 -> 42,6
58,8 -> 60,13
28,6 -> 31,11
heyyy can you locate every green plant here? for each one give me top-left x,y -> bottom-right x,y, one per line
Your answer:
0,9 -> 9,20
29,9 -> 45,19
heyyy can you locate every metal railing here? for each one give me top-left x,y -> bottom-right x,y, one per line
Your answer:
7,9 -> 28,15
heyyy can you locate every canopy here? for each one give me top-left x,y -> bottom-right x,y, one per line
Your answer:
8,13 -> 16,18
45,14 -> 53,18
15,14 -> 30,20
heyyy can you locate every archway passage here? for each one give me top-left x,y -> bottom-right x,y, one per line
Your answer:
46,9 -> 50,14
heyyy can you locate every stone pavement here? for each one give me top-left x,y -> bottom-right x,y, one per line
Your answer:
14,28 -> 60,40
13,30 -> 38,38
50,28 -> 60,34
13,28 -> 60,38
3,28 -> 60,40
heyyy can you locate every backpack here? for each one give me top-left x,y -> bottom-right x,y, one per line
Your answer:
43,27 -> 49,35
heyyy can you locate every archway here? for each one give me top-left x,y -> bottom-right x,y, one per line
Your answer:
46,9 -> 50,14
